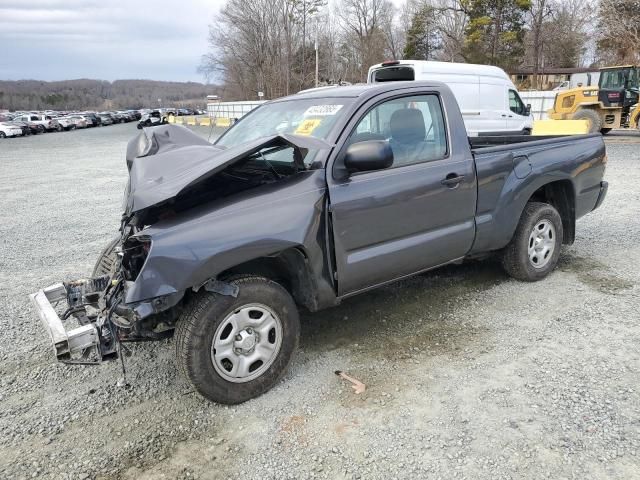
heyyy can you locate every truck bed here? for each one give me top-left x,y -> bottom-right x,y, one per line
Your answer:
468,133 -> 606,255
469,134 -> 570,150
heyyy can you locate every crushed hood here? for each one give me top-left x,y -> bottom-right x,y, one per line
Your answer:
124,124 -> 333,214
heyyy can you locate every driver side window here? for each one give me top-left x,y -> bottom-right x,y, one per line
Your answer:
349,94 -> 447,168
509,90 -> 526,115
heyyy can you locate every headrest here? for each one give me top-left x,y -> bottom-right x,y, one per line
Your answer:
390,108 -> 426,144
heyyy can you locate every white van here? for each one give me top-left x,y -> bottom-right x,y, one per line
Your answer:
368,60 -> 533,136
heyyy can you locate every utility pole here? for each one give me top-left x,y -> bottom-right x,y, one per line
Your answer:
315,28 -> 319,87
302,0 -> 306,89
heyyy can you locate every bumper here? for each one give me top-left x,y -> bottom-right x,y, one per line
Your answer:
593,180 -> 608,210
30,284 -> 100,361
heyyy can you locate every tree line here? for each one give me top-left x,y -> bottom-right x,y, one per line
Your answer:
0,79 -> 212,112
201,0 -> 640,99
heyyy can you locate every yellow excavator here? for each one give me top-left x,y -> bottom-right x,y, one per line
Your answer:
548,65 -> 640,134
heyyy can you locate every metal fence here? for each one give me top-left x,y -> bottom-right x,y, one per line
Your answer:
519,91 -> 558,120
206,101 -> 266,120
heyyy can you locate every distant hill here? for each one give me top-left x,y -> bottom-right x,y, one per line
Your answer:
0,79 -> 218,111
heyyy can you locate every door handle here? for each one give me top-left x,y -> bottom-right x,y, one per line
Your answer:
441,174 -> 465,187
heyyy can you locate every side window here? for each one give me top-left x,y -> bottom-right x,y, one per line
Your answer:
349,94 -> 447,168
509,90 -> 526,115
31,116 -> 39,121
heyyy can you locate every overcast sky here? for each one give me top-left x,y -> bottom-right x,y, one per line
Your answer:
0,0 -> 226,83
1,0 -> 410,83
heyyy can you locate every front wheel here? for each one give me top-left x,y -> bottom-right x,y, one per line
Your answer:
175,276 -> 300,404
501,202 -> 563,281
0,132 -> 5,139
92,236 -> 121,277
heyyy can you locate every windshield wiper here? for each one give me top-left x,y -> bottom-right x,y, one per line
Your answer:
258,151 -> 283,179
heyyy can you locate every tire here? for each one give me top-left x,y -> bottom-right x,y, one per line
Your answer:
501,202 -> 563,282
600,128 -> 612,135
0,132 -> 5,139
38,125 -> 45,133
572,109 -> 602,133
92,236 -> 121,277
56,125 -> 63,132
175,276 -> 300,404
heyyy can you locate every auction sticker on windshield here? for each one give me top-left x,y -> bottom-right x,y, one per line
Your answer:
295,118 -> 323,136
303,105 -> 343,116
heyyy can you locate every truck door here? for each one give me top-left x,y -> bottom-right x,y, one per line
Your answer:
327,93 -> 477,296
507,89 -> 531,133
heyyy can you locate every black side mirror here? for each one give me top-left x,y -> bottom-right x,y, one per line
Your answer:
525,104 -> 532,116
344,140 -> 394,173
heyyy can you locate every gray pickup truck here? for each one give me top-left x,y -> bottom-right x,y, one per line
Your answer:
31,82 -> 608,404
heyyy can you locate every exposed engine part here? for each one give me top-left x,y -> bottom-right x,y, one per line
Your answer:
65,275 -> 111,308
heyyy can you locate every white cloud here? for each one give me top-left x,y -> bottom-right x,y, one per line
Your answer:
0,0 -> 226,82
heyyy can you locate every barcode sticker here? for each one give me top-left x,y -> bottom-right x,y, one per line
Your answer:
303,105 -> 343,116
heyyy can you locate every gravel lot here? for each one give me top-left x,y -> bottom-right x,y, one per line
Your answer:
1,125 -> 639,480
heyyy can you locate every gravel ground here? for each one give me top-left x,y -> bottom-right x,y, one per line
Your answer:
0,125 -> 639,480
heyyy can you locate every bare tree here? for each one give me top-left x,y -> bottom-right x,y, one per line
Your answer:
339,0 -> 395,81
597,0 -> 640,64
527,0 -> 553,88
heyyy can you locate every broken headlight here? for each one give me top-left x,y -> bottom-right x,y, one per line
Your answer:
121,235 -> 151,281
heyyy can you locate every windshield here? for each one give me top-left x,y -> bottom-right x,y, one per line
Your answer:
215,98 -> 353,148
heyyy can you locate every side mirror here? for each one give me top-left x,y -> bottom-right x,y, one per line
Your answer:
525,104 -> 532,116
344,140 -> 394,173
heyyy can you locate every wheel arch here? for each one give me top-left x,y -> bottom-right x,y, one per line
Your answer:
216,247 -> 321,312
526,180 -> 576,245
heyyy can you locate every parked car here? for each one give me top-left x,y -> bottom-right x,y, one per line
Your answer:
0,122 -> 24,138
14,114 -> 60,132
82,113 -> 101,127
68,115 -> 88,129
136,110 -> 167,129
368,60 -> 534,136
30,82 -> 607,404
8,121 -> 32,136
56,117 -> 77,131
98,114 -> 114,126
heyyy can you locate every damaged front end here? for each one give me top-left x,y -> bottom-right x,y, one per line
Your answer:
30,124 -> 332,366
30,276 -> 120,364
30,233 -> 182,364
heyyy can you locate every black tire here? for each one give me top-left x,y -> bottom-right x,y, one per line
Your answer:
175,276 -> 300,404
0,132 -> 5,139
38,125 -> 46,133
572,109 -> 602,133
501,202 -> 563,282
600,128 -> 612,135
56,125 -> 63,132
92,236 -> 121,277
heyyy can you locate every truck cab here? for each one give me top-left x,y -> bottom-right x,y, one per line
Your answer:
367,60 -> 533,136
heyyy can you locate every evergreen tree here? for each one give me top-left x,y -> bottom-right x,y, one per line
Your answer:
461,0 -> 531,69
403,3 -> 441,60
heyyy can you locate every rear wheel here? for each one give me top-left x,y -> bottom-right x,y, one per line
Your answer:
0,132 -> 5,139
175,276 -> 300,404
572,109 -> 602,133
502,202 -> 563,281
92,236 -> 121,277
